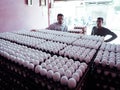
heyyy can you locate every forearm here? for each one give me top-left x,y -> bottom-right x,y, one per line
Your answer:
104,34 -> 117,42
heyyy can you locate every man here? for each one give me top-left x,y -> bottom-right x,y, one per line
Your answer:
91,17 -> 117,42
47,13 -> 68,32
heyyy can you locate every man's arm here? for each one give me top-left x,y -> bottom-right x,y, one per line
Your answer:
104,29 -> 117,42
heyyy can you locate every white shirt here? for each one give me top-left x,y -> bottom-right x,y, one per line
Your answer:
47,22 -> 68,32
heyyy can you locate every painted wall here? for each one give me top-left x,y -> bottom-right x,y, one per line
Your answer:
0,0 -> 48,32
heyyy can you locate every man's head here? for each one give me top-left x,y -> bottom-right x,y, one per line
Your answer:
57,13 -> 64,24
97,17 -> 103,28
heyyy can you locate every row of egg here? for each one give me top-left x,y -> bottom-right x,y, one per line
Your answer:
94,50 -> 120,70
96,68 -> 119,78
14,31 -> 57,41
15,30 -> 79,44
38,29 -> 82,38
0,39 -> 51,67
59,45 -> 96,63
51,35 -> 77,44
0,32 -> 67,54
73,39 -> 102,49
37,41 -> 67,54
0,32 -> 46,47
82,35 -> 104,42
100,42 -> 120,52
35,56 -> 88,89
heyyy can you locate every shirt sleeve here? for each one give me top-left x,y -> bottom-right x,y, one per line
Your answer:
104,28 -> 117,42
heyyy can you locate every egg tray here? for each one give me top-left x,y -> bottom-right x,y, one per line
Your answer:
0,55 -> 91,90
0,36 -> 96,65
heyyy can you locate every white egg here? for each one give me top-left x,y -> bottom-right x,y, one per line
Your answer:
60,76 -> 68,85
72,72 -> 80,82
51,62 -> 56,66
109,60 -> 115,68
76,69 -> 83,77
57,63 -> 62,68
94,58 -> 100,65
69,67 -> 75,73
66,62 -> 71,68
47,70 -> 54,79
60,60 -> 65,65
46,64 -> 52,70
79,65 -> 85,73
58,68 -> 65,75
65,70 -> 72,78
45,60 -> 51,65
33,60 -> 39,65
40,68 -> 47,76
41,63 -> 46,68
52,66 -> 58,72
72,63 -> 78,70
23,61 -> 29,67
68,78 -> 77,89
53,72 -> 61,82
35,65 -> 42,73
27,63 -> 34,70
63,65 -> 68,71
81,63 -> 87,69
101,59 -> 107,67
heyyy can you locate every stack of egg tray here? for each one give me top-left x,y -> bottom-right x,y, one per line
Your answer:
0,39 -> 90,90
91,43 -> 120,90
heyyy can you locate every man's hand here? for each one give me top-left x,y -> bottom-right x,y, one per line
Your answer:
31,29 -> 37,32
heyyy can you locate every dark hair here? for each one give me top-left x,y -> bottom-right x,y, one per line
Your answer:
97,17 -> 103,22
57,13 -> 64,17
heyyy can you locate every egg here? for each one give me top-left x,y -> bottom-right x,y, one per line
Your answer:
23,61 -> 29,67
68,78 -> 77,89
79,65 -> 85,73
52,66 -> 58,72
45,60 -> 51,65
101,59 -> 107,67
35,65 -> 42,73
57,63 -> 62,68
47,70 -> 54,79
76,69 -> 83,77
46,64 -> 52,70
72,72 -> 80,82
27,63 -> 34,70
40,68 -> 47,76
111,72 -> 116,78
53,72 -> 61,82
69,67 -> 75,73
63,65 -> 68,71
116,62 -> 120,70
81,63 -> 87,69
94,58 -> 100,65
66,62 -> 71,68
51,62 -> 56,66
33,60 -> 39,65
109,60 -> 115,68
65,70 -> 72,78
58,68 -> 65,75
41,63 -> 46,68
60,76 -> 68,85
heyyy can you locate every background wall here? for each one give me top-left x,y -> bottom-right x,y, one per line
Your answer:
0,0 -> 48,32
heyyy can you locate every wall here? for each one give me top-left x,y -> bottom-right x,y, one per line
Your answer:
0,0 -> 48,32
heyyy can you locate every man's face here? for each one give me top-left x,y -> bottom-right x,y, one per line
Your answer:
57,16 -> 64,24
97,19 -> 103,27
